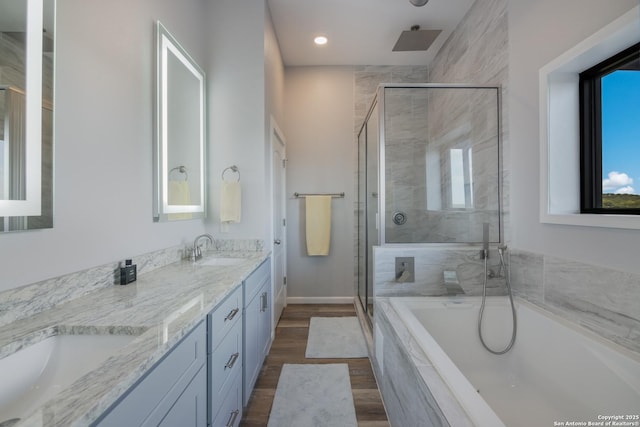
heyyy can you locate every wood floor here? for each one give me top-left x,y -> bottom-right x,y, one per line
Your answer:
240,304 -> 390,427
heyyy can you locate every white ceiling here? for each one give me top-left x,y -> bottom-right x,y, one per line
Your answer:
267,0 -> 475,67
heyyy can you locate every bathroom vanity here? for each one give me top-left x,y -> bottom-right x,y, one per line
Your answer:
0,251 -> 271,427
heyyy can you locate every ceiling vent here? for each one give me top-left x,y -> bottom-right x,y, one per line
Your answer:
392,25 -> 441,52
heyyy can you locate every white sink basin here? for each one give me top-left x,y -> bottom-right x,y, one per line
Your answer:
0,334 -> 136,423
199,257 -> 246,266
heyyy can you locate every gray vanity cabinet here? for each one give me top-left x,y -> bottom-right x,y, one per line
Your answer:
208,285 -> 243,427
94,321 -> 207,427
243,259 -> 272,406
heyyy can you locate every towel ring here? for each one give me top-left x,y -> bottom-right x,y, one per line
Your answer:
169,166 -> 188,181
222,165 -> 240,182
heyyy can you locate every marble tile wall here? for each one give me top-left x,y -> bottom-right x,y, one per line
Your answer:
374,245 -> 640,354
510,249 -> 640,354
354,66 -> 429,134
0,238 -> 263,327
373,246 -> 507,298
428,0 -> 510,245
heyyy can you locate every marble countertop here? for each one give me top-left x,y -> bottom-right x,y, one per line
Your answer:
0,250 -> 270,427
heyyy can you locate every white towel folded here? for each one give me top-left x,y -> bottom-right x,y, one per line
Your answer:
168,180 -> 192,220
220,181 -> 241,223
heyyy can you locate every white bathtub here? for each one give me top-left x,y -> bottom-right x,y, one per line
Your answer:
389,297 -> 640,427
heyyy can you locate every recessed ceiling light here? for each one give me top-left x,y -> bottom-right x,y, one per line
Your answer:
314,36 -> 328,46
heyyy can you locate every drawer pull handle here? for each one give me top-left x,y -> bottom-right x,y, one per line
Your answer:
260,291 -> 268,312
224,307 -> 239,322
224,352 -> 240,370
225,409 -> 240,427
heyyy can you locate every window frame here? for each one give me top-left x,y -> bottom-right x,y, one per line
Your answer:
579,42 -> 640,215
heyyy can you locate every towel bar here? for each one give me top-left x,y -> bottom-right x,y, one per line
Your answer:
294,192 -> 345,198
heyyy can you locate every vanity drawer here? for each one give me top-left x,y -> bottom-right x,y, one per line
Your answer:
209,318 -> 242,418
211,370 -> 242,427
244,260 -> 270,303
209,286 -> 242,352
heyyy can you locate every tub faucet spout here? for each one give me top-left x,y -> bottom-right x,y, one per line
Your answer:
444,270 -> 465,295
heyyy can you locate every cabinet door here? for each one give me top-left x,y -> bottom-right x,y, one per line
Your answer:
258,286 -> 271,357
158,366 -> 207,427
95,322 -> 206,427
243,292 -> 260,406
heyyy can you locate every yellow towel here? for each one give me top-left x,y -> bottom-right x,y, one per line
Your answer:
168,180 -> 192,220
220,181 -> 241,223
305,195 -> 332,256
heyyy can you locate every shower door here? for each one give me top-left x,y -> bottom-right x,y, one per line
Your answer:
380,85 -> 502,245
357,127 -> 367,314
365,104 -> 379,317
357,100 -> 379,322
356,84 -> 502,325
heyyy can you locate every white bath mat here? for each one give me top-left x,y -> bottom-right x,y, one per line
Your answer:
305,317 -> 368,358
267,363 -> 358,427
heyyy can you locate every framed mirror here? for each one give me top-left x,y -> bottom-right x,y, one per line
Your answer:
0,0 -> 55,231
154,22 -> 206,222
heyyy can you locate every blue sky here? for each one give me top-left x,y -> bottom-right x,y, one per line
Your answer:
601,70 -> 640,195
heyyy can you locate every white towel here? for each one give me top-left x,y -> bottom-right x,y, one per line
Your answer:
168,181 -> 192,220
220,181 -> 241,223
305,196 -> 332,256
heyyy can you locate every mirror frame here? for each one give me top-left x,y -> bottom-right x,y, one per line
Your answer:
0,0 -> 44,217
153,21 -> 206,221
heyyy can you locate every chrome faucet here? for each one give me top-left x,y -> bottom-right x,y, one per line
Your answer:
192,234 -> 214,260
487,244 -> 508,278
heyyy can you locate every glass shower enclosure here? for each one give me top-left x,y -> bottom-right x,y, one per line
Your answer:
357,84 -> 502,322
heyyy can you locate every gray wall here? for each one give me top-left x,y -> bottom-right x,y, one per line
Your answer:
0,0 -> 208,291
207,0 -> 267,239
0,0 -> 284,292
282,65 -> 431,301
508,0 -> 639,273
283,66 -> 355,301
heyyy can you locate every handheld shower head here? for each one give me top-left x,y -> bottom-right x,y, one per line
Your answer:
409,0 -> 429,6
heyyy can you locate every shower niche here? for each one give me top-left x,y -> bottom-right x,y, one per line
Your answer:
357,84 -> 502,321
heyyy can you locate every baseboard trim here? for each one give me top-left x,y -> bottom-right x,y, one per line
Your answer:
287,296 -> 355,305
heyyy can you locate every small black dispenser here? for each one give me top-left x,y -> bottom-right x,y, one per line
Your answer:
120,259 -> 137,285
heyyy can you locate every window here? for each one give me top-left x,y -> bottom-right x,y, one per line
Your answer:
447,146 -> 474,209
579,42 -> 640,214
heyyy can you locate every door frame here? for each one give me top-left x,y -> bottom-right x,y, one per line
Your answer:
269,116 -> 287,332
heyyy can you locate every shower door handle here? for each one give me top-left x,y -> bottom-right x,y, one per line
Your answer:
274,239 -> 281,245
